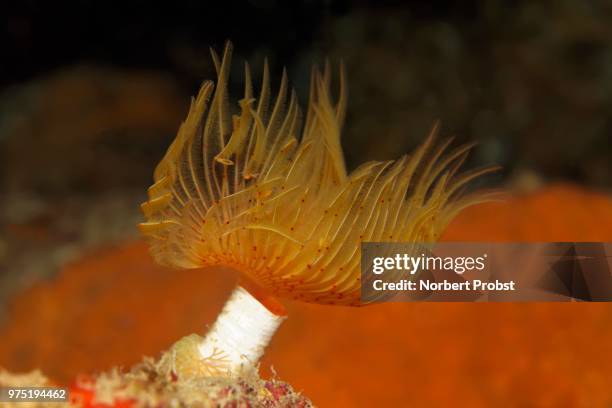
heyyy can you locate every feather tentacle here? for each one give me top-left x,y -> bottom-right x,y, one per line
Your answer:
139,41 -> 494,305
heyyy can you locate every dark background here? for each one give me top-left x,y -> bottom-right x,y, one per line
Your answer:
3,0 -> 612,191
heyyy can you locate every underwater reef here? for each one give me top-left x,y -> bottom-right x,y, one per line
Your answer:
1,2 -> 612,406
1,185 -> 611,406
1,363 -> 311,407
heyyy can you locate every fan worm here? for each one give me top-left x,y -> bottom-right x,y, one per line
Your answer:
139,41 -> 495,377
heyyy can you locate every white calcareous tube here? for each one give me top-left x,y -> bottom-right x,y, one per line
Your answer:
198,286 -> 286,374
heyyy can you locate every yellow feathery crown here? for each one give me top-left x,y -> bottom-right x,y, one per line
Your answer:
139,42 -> 492,306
